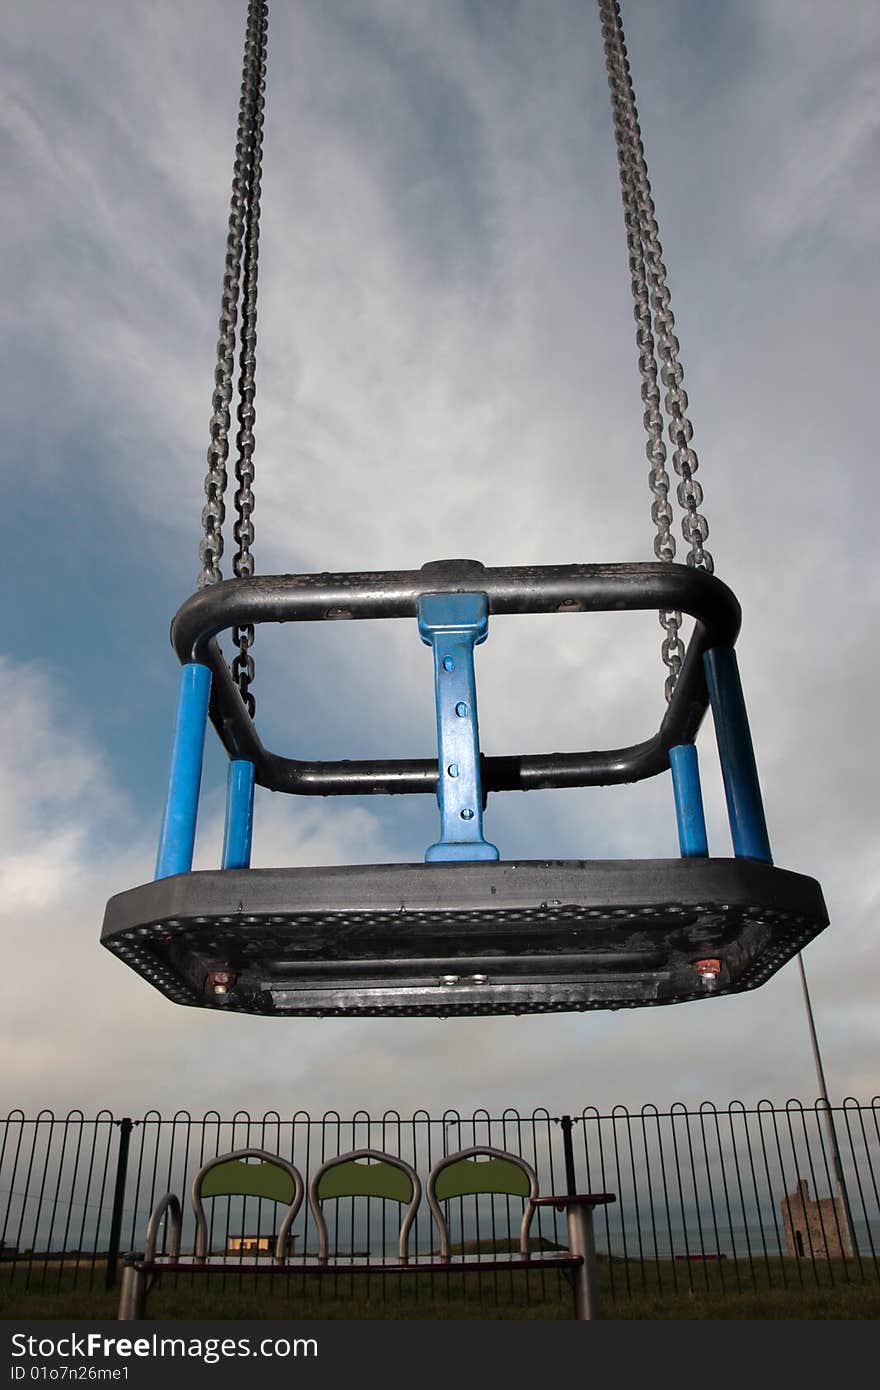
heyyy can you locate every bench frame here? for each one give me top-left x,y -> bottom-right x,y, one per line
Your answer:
118,1146 -> 615,1321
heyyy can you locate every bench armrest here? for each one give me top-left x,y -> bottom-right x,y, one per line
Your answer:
144,1192 -> 183,1262
532,1193 -> 616,1211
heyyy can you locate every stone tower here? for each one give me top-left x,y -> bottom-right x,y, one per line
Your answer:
780,1177 -> 854,1259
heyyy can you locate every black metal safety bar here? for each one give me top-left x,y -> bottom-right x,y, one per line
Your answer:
170,559 -> 741,797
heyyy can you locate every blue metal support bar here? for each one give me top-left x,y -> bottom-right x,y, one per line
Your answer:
221,759 -> 256,870
669,743 -> 709,857
418,592 -> 499,862
704,646 -> 773,864
155,663 -> 212,880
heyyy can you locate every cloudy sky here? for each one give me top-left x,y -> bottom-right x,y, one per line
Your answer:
2,0 -> 878,1123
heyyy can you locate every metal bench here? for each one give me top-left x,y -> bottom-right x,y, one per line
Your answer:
118,1144 -> 615,1320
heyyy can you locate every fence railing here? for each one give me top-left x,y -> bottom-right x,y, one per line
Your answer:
1,1101 -> 877,1308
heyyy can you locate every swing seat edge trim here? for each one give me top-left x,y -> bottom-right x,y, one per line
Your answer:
100,856 -> 828,1017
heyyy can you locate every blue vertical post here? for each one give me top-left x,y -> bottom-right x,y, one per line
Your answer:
704,646 -> 773,864
669,743 -> 709,857
155,662 -> 212,880
418,591 -> 499,862
221,759 -> 256,870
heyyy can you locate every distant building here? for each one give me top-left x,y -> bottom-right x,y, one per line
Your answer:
227,1235 -> 296,1255
780,1177 -> 853,1259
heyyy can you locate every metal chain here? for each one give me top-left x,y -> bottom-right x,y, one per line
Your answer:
198,0 -> 268,721
601,1 -> 713,573
597,2 -> 683,699
231,1 -> 268,718
597,0 -> 712,697
198,1 -> 265,589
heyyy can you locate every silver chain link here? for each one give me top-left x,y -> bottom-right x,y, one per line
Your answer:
199,3 -> 262,588
199,1 -> 268,720
231,2 -> 268,718
597,0 -> 712,698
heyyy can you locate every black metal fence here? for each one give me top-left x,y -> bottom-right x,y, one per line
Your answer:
1,1100 -> 878,1309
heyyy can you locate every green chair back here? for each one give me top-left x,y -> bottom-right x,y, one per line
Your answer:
191,1148 -> 304,1262
308,1149 -> 422,1263
427,1146 -> 539,1261
200,1157 -> 299,1204
432,1155 -> 532,1203
315,1156 -> 415,1204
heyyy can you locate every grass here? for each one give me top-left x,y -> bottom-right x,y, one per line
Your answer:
2,1257 -> 878,1320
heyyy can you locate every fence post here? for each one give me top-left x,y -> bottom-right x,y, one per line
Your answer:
561,1115 -> 578,1196
105,1118 -> 133,1290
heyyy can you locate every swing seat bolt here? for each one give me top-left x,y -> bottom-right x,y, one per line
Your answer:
695,958 -> 721,989
207,970 -> 235,996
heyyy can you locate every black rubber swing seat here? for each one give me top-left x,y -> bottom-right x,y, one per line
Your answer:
101,857 -> 828,1017
103,559 -> 829,1017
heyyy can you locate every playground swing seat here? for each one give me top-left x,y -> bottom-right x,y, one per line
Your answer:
101,0 -> 828,1018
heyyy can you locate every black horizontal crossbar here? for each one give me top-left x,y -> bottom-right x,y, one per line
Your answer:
170,559 -> 741,797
